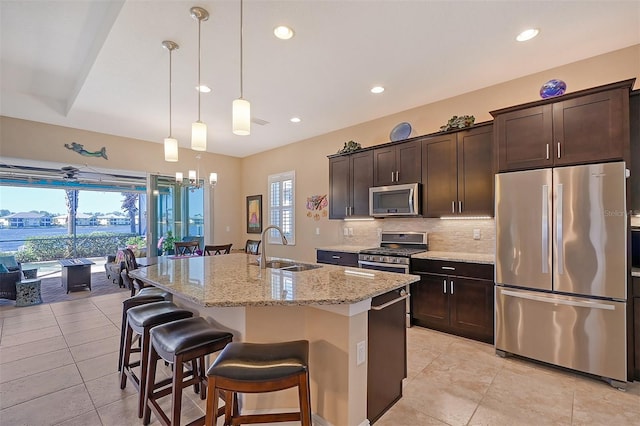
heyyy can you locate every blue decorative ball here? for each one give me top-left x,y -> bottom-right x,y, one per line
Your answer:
540,79 -> 567,99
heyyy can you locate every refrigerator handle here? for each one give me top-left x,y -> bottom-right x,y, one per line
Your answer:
557,183 -> 564,275
541,184 -> 549,274
500,289 -> 615,310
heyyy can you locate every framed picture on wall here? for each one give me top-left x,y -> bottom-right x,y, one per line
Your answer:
246,195 -> 262,234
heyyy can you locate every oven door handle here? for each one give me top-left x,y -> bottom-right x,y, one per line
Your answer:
358,260 -> 409,273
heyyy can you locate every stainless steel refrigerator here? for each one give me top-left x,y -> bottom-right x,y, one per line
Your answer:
495,162 -> 628,386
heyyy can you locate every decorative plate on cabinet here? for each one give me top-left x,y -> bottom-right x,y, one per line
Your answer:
390,122 -> 412,141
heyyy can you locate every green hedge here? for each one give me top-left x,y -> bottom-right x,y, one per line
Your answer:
10,232 -> 136,262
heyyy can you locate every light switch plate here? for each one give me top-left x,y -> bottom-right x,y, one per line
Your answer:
473,229 -> 481,240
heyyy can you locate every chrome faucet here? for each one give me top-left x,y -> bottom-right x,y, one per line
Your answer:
260,225 -> 288,269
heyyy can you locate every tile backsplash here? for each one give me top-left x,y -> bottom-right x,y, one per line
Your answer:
341,218 -> 495,254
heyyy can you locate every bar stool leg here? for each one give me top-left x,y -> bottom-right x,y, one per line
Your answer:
204,377 -> 219,426
120,321 -> 134,389
299,372 -> 312,426
143,346 -> 160,425
171,354 -> 185,426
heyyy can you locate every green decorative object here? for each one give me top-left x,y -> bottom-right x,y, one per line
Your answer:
160,230 -> 177,255
64,142 -> 108,159
440,115 -> 475,132
337,140 -> 361,154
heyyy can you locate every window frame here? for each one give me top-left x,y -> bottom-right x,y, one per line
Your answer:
267,170 -> 295,245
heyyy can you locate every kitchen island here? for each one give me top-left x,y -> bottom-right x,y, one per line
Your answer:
130,253 -> 418,426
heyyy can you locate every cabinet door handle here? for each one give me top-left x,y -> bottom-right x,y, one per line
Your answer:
443,279 -> 447,294
458,201 -> 462,213
395,171 -> 399,182
546,143 -> 550,160
391,172 -> 395,182
451,201 -> 456,214
345,207 -> 349,217
441,266 -> 455,270
557,142 -> 561,159
331,255 -> 341,259
450,280 -> 454,294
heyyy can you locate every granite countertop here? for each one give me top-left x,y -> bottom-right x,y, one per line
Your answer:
129,253 -> 418,308
315,245 -> 372,253
412,251 -> 495,264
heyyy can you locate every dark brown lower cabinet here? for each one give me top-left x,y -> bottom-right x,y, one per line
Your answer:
368,289 -> 407,424
410,259 -> 494,344
633,276 -> 640,380
316,249 -> 359,267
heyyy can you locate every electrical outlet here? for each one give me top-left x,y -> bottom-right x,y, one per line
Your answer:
226,226 -> 230,232
473,229 -> 481,240
357,341 -> 366,365
348,227 -> 354,236
315,227 -> 320,235
343,227 -> 349,236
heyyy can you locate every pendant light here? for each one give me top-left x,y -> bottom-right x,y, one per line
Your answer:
162,40 -> 179,162
232,0 -> 250,135
190,6 -> 209,151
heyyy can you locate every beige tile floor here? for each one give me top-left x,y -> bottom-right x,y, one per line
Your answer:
0,293 -> 639,426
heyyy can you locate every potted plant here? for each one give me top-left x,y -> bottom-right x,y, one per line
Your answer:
160,230 -> 177,255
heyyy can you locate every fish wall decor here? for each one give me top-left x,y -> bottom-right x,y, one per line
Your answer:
64,142 -> 108,159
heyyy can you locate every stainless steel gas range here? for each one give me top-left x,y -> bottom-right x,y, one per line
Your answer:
359,231 -> 428,326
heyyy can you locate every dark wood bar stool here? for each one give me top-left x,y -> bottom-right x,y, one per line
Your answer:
117,286 -> 172,372
120,301 -> 193,418
143,317 -> 234,426
203,244 -> 232,255
204,340 -> 312,426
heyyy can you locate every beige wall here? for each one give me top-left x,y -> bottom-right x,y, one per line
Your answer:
2,45 -> 639,261
242,44 -> 640,261
0,118 -> 243,247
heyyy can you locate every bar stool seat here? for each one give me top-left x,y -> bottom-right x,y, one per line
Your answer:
118,287 -> 172,372
143,317 -> 234,426
120,301 -> 193,418
205,340 -> 312,426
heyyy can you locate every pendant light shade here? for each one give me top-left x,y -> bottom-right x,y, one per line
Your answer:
191,121 -> 207,151
232,0 -> 251,136
162,40 -> 179,162
164,137 -> 179,162
190,6 -> 209,151
232,98 -> 251,135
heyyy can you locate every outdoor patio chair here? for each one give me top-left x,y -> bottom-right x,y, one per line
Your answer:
0,255 -> 22,274
0,270 -> 22,300
122,248 -> 150,296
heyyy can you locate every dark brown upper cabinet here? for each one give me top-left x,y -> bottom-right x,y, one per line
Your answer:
491,79 -> 634,172
328,150 -> 373,219
421,123 -> 493,217
373,140 -> 422,186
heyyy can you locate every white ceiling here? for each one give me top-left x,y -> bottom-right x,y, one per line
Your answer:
1,1 -> 639,158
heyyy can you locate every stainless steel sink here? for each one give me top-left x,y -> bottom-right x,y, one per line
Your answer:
279,264 -> 322,272
262,260 -> 322,272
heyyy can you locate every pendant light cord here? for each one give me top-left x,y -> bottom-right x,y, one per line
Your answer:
168,47 -> 173,137
197,17 -> 202,121
240,0 -> 244,98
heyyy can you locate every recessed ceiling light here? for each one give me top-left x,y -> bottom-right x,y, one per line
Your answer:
290,117 -> 301,123
196,85 -> 211,93
371,86 -> 385,94
516,28 -> 539,42
274,26 -> 294,40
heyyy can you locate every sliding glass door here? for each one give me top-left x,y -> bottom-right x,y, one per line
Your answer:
146,174 -> 204,256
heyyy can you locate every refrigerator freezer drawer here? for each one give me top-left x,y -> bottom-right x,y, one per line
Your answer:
495,286 -> 626,382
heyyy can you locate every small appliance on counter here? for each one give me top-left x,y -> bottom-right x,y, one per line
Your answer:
359,231 -> 428,327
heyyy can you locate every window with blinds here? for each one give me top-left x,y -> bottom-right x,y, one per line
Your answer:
267,170 -> 295,245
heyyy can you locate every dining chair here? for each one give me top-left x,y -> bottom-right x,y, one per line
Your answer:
203,244 -> 233,255
245,239 -> 261,255
122,248 -> 150,296
175,241 -> 200,256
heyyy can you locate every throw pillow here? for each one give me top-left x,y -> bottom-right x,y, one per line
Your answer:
0,264 -> 8,273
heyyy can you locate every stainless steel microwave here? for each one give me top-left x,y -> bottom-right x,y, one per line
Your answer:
369,183 -> 421,217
